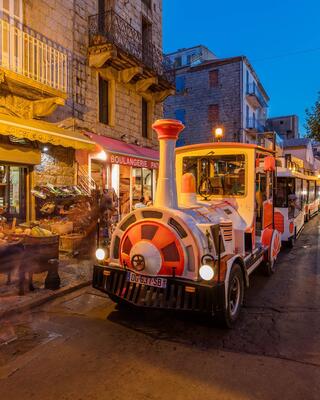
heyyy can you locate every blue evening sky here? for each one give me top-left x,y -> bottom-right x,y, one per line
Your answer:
163,0 -> 320,135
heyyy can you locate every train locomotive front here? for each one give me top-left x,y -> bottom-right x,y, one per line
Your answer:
93,119 -> 280,326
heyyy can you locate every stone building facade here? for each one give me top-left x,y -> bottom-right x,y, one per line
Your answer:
164,47 -> 269,145
34,148 -> 75,187
24,0 -> 167,146
0,0 -> 172,220
267,115 -> 299,140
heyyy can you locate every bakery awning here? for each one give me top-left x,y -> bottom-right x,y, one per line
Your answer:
87,132 -> 159,169
0,114 -> 95,150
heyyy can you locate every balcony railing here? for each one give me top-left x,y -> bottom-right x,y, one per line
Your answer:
246,117 -> 266,132
246,83 -> 267,108
0,17 -> 68,93
88,10 -> 174,83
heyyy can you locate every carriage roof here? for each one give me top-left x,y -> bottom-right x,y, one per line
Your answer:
175,142 -> 275,155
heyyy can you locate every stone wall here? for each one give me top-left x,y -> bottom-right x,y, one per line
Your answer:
164,61 -> 242,145
24,0 -> 164,149
34,147 -> 75,187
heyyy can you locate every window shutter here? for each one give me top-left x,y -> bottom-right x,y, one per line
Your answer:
142,98 -> 148,138
99,76 -> 109,125
209,70 -> 218,87
175,76 -> 185,93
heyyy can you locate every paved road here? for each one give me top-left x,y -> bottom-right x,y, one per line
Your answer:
0,217 -> 320,400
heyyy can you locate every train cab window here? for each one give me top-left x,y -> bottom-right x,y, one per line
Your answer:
183,154 -> 246,198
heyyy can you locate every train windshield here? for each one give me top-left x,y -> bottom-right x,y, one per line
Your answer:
183,154 -> 246,198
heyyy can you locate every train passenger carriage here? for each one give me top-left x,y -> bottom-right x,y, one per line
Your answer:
305,177 -> 319,220
274,156 -> 319,245
93,119 -> 281,327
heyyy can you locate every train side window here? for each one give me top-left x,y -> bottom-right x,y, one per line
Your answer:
295,178 -> 302,211
302,180 -> 308,205
309,181 -> 315,203
275,178 -> 287,208
287,178 -> 296,218
255,172 -> 267,233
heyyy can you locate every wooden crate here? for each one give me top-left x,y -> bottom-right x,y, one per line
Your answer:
50,221 -> 73,235
59,234 -> 85,253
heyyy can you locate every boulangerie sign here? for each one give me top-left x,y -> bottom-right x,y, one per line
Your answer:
109,153 -> 159,169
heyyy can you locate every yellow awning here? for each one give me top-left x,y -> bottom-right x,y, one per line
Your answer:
0,115 -> 95,150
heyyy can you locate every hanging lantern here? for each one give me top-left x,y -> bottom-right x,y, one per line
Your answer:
264,156 -> 275,172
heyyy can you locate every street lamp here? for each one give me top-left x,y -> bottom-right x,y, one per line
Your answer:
213,127 -> 224,142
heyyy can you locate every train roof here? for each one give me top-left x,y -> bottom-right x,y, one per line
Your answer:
175,142 -> 275,154
277,167 -> 318,180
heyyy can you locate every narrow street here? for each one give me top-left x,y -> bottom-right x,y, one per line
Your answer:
1,217 -> 320,400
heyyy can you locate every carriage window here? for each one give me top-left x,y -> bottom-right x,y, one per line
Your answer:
308,181 -> 316,203
275,178 -> 287,208
183,154 -> 246,197
302,180 -> 308,205
295,178 -> 302,211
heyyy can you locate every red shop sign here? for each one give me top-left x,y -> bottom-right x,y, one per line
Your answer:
109,153 -> 159,169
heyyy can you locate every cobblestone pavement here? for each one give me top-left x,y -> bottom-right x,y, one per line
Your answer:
0,217 -> 319,400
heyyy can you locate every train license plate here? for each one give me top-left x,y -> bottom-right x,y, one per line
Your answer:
126,272 -> 167,289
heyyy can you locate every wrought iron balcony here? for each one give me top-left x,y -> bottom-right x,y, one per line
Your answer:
0,16 -> 68,96
88,10 -> 174,84
246,83 -> 268,109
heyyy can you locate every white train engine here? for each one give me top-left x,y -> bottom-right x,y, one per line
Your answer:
93,119 -> 281,326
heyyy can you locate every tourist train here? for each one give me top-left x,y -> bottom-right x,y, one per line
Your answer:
93,119 -> 287,327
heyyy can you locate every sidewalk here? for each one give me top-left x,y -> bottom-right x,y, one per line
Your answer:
0,256 -> 94,320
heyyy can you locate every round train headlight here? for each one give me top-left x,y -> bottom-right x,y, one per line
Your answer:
95,248 -> 106,261
199,264 -> 214,281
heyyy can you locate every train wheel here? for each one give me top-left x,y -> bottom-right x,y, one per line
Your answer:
287,237 -> 294,248
262,229 -> 281,276
219,263 -> 244,328
262,259 -> 276,276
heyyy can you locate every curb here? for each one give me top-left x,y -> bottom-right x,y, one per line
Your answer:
0,280 -> 91,320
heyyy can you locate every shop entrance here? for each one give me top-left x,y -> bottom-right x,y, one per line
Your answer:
132,167 -> 153,207
91,160 -> 106,191
0,164 -> 28,221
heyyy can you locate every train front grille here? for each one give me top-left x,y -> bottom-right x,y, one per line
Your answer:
93,265 -> 216,313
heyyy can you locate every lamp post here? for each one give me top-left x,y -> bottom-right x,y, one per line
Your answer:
213,126 -> 224,142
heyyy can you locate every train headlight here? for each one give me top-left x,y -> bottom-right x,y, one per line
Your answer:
199,264 -> 214,281
95,248 -> 106,261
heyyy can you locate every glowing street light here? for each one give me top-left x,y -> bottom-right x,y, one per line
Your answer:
213,127 -> 224,142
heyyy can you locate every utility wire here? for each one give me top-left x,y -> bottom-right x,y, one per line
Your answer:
252,47 -> 320,62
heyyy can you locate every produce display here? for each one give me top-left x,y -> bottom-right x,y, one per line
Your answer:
0,186 -> 100,256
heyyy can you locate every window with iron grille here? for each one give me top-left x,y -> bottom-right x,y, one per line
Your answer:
142,98 -> 148,138
208,104 -> 219,124
99,76 -> 109,125
209,70 -> 219,87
